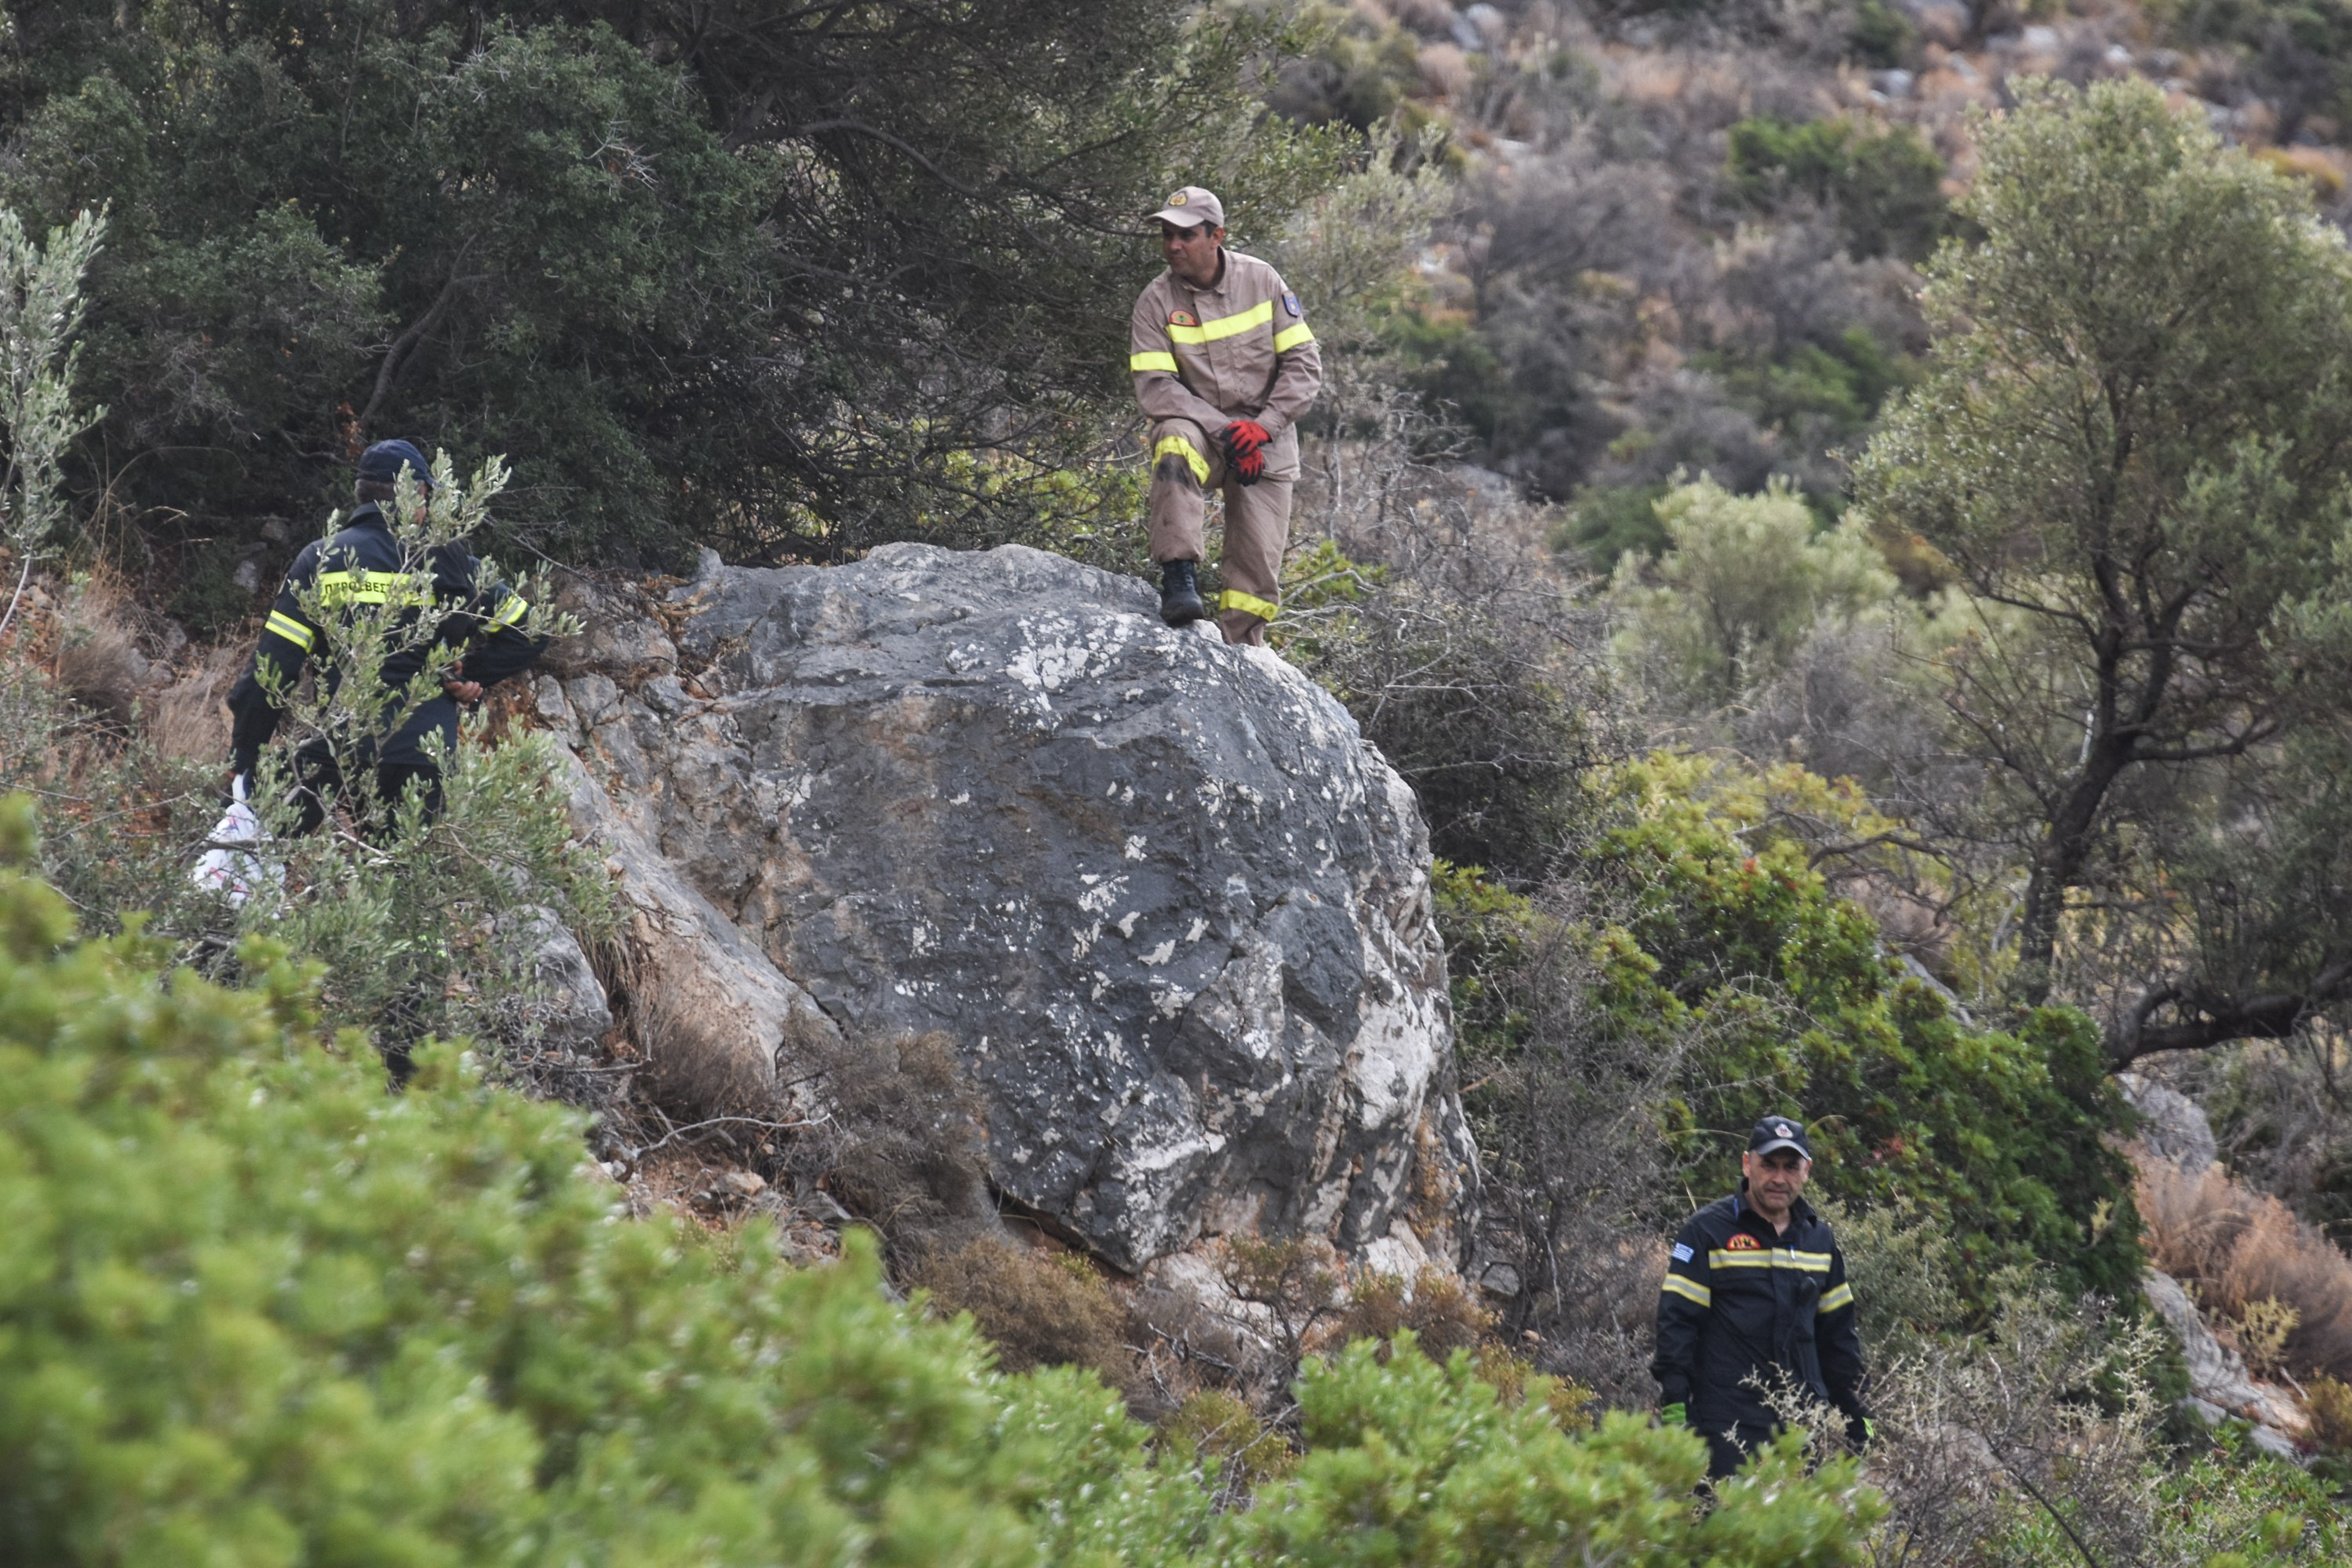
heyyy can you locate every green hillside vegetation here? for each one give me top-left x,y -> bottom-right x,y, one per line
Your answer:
10,0 -> 2352,1559
0,793 -> 1887,1566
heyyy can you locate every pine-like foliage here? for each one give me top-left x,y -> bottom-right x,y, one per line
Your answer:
0,790 -> 1887,1565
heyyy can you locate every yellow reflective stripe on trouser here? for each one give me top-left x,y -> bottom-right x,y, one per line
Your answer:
264,611 -> 315,652
1153,434 -> 1211,486
1130,350 -> 1179,373
315,569 -> 432,608
491,593 -> 529,629
1818,1282 -> 1854,1314
1273,321 -> 1314,354
1219,588 -> 1279,622
1165,298 -> 1273,345
1661,1274 -> 1713,1308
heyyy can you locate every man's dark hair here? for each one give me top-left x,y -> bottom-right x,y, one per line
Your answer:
354,477 -> 398,505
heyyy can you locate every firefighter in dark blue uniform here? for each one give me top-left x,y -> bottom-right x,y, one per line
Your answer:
1652,1115 -> 1871,1480
226,440 -> 548,833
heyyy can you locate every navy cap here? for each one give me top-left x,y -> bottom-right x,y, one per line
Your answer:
357,439 -> 433,488
1749,1115 -> 1811,1160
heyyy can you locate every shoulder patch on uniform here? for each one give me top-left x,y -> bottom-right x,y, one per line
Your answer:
1724,1232 -> 1763,1251
1671,1242 -> 1694,1263
1282,291 -> 1301,316
1169,310 -> 1197,327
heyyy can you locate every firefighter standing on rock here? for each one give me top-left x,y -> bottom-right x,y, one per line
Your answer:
1129,186 -> 1323,645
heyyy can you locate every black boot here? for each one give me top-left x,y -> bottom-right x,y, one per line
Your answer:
1160,559 -> 1206,626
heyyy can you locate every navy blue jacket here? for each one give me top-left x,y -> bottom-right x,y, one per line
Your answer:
228,504 -> 545,775
1651,1187 -> 1868,1432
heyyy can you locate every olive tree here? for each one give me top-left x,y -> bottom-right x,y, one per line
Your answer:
1856,77 -> 2352,1062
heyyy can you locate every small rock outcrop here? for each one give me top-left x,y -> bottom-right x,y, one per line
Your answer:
2118,1072 -> 2217,1174
2141,1269 -> 2310,1463
538,543 -> 1476,1275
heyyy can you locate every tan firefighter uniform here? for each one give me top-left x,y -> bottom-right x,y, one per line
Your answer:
1129,207 -> 1324,645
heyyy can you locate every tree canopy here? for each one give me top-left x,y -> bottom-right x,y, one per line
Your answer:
1856,76 -> 2352,1063
0,0 -> 1342,569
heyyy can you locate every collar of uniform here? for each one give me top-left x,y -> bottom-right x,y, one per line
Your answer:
348,502 -> 394,531
1728,1187 -> 1816,1233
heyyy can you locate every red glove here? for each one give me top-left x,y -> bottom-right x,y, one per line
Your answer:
1221,420 -> 1270,486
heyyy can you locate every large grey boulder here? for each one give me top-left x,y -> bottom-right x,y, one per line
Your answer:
539,543 -> 1476,1273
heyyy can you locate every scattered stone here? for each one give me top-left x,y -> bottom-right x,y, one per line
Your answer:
718,1169 -> 768,1199
1480,1261 -> 1523,1298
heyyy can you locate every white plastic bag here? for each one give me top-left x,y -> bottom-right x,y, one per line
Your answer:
191,775 -> 282,906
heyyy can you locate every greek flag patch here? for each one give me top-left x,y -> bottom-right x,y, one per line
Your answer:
1282,291 -> 1301,316
1671,1242 -> 1694,1263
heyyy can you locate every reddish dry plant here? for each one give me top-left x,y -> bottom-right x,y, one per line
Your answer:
2133,1150 -> 2352,1384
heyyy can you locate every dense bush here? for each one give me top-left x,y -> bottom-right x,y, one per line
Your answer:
1725,115 -> 1951,263
1447,752 -> 2141,1318
0,790 -> 1890,1564
1,0 -> 1340,566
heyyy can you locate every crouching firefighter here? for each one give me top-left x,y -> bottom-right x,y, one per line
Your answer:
225,439 -> 550,836
1652,1115 -> 1873,1481
1129,185 -> 1323,646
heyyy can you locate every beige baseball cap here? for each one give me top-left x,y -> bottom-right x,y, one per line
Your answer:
1147,186 -> 1224,230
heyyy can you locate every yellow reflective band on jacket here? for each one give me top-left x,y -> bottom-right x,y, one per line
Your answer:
1153,434 -> 1211,486
1818,1282 -> 1854,1314
1130,350 -> 1179,374
1707,1248 -> 1833,1272
1219,588 -> 1279,622
315,569 -> 433,608
491,594 -> 530,630
1166,298 -> 1273,345
1273,321 -> 1315,355
1661,1274 -> 1712,1308
264,611 -> 315,653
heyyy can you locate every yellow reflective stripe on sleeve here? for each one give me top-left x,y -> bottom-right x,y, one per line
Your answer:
1218,588 -> 1280,622
1130,351 -> 1179,373
264,611 -> 315,652
1273,321 -> 1315,354
1153,435 -> 1211,486
491,594 -> 529,629
1661,1274 -> 1713,1308
314,569 -> 433,608
1818,1282 -> 1855,1314
1166,299 -> 1274,345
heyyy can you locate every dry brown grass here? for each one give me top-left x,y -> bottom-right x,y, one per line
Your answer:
2133,1150 -> 2352,1383
1335,1265 -> 1494,1363
907,1235 -> 1137,1390
148,642 -> 244,762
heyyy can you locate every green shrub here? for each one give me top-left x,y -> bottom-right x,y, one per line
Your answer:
1551,482 -> 1671,571
0,790 -> 1892,1565
1438,753 -> 2141,1311
1726,115 -> 1950,261
1694,326 -> 1919,449
1220,1335 -> 1884,1567
1591,753 -> 2142,1303
1609,477 -> 1897,706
